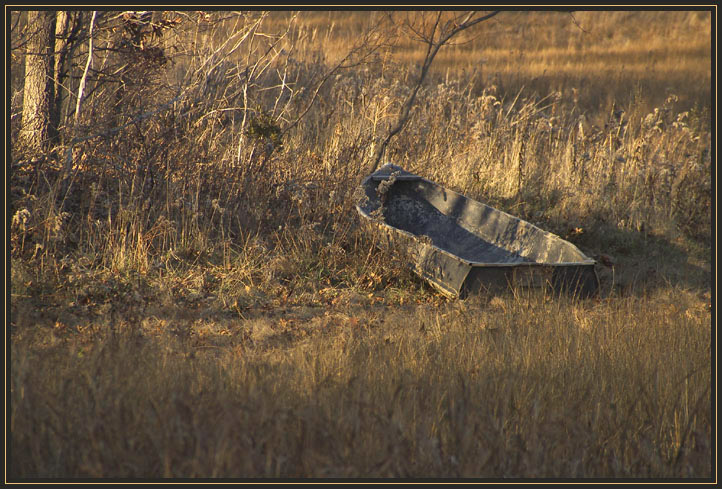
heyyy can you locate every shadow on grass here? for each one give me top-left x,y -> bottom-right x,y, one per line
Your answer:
565,222 -> 711,299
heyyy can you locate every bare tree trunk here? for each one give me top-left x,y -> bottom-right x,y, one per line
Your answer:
74,10 -> 96,129
52,11 -> 72,140
20,10 -> 57,152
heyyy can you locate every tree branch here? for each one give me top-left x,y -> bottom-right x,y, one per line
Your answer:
368,11 -> 500,174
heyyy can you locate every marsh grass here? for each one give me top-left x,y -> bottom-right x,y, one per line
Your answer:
9,10 -> 712,479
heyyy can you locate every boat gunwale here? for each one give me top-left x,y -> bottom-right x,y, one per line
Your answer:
357,170 -> 596,269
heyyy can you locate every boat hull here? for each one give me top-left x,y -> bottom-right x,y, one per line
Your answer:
356,164 -> 599,298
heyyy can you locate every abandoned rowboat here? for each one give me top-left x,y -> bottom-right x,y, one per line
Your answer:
356,164 -> 599,298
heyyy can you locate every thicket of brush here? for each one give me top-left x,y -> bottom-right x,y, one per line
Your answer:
9,10 -> 712,479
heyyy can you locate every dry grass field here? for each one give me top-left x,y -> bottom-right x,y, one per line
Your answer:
9,9 -> 713,479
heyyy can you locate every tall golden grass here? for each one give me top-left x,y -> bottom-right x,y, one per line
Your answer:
10,287 -> 711,478
9,10 -> 712,479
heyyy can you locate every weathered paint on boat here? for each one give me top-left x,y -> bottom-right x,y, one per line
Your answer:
356,164 -> 599,298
